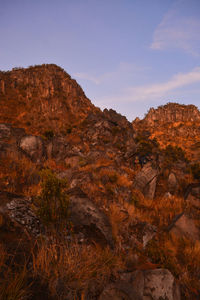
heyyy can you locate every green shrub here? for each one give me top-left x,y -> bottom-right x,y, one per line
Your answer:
36,169 -> 70,229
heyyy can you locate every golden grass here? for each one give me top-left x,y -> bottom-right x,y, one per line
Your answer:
0,243 -> 29,300
0,152 -> 38,195
117,174 -> 132,187
0,267 -> 29,300
32,240 -> 124,298
108,203 -> 128,242
132,195 -> 185,228
43,158 -> 67,171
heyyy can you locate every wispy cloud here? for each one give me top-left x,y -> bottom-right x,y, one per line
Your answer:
150,1 -> 200,56
96,67 -> 200,105
73,72 -> 100,84
73,62 -> 147,85
129,67 -> 200,100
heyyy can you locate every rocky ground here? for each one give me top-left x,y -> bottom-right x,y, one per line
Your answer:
0,65 -> 200,299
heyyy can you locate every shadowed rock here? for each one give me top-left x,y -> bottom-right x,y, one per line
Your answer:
169,213 -> 200,241
67,187 -> 114,247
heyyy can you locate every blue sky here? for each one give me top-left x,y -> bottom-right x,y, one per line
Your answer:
0,0 -> 200,120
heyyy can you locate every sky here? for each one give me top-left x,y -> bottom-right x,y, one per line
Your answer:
0,0 -> 200,121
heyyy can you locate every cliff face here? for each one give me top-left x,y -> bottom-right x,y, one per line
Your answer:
133,103 -> 200,161
144,103 -> 200,125
0,64 -> 97,134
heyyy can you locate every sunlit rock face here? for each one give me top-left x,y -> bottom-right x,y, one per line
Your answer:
143,103 -> 200,125
0,64 -> 98,134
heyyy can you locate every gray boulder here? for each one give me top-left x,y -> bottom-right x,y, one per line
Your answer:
168,173 -> 178,194
133,163 -> 158,199
19,135 -> 45,162
143,269 -> 180,300
0,191 -> 43,237
119,269 -> 180,300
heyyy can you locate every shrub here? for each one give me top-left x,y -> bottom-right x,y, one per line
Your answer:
43,130 -> 54,140
36,169 -> 70,229
164,145 -> 187,163
66,127 -> 72,134
135,134 -> 159,157
190,163 -> 200,181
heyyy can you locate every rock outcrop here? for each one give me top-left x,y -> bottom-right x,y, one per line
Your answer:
132,102 -> 200,161
19,135 -> 46,163
133,162 -> 158,199
0,64 -> 98,134
0,191 -> 43,237
143,103 -> 200,125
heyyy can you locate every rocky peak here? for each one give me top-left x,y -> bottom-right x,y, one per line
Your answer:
144,102 -> 200,125
0,64 -> 98,134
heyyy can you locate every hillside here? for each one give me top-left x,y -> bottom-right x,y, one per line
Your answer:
0,65 -> 200,299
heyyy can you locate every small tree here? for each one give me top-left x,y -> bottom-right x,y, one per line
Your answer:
37,169 -> 70,230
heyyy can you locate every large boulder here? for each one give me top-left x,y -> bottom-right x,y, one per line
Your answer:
19,135 -> 45,162
133,163 -> 158,199
67,187 -> 114,247
98,281 -> 142,300
0,191 -> 43,237
169,213 -> 200,241
168,172 -> 178,194
119,269 -> 180,300
185,183 -> 200,209
142,269 -> 180,300
0,123 -> 11,139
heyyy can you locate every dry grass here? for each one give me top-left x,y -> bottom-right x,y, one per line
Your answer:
0,243 -> 29,300
0,153 -> 38,195
32,240 -> 124,299
43,158 -> 67,171
145,233 -> 200,298
0,243 -> 6,269
0,267 -> 29,300
132,195 -> 185,228
108,203 -> 129,242
117,174 -> 132,187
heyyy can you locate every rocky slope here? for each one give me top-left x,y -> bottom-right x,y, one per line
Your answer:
133,102 -> 200,161
0,65 -> 200,299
